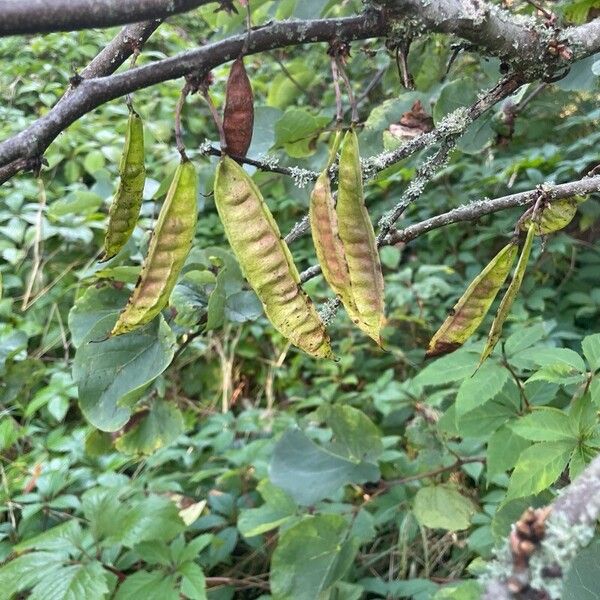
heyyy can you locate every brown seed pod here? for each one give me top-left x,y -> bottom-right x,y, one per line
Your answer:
223,57 -> 254,158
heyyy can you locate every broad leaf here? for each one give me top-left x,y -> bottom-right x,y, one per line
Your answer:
413,485 -> 477,531
238,480 -> 296,537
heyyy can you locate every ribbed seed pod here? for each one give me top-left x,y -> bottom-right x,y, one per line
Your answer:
519,195 -> 586,235
426,242 -> 518,358
223,57 -> 254,158
336,129 -> 385,344
101,110 -> 146,261
309,133 -> 360,324
214,155 -> 333,359
111,159 -> 197,335
479,223 -> 536,365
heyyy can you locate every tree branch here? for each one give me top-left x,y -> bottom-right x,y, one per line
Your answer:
298,174 -> 600,284
0,0 -> 211,36
482,453 -> 600,599
386,174 -> 600,245
0,12 -> 387,170
379,0 -> 600,70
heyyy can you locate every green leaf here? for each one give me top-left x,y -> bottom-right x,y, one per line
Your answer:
457,390 -> 519,439
238,480 -> 296,537
29,561 -> 110,600
583,333 -> 600,372
510,408 -> 575,442
563,537 -> 600,600
413,485 -> 477,531
415,349 -> 479,387
433,78 -> 478,124
515,347 -> 586,372
569,394 -> 597,438
455,362 -> 509,419
505,441 -> 574,501
504,323 -> 549,356
269,429 -> 379,506
73,317 -> 176,431
14,520 -> 82,553
113,571 -> 179,600
433,580 -> 482,599
114,399 -> 184,455
487,424 -> 530,479
527,363 -> 586,385
178,561 -> 207,600
319,404 -> 384,463
68,285 -> 130,348
274,108 -> 329,158
270,514 -> 357,600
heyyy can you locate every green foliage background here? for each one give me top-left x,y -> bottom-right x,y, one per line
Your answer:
1,1 -> 600,598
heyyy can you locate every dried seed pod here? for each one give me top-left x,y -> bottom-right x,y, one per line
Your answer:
519,195 -> 586,235
336,129 -> 385,344
479,223 -> 536,365
214,155 -> 333,359
101,110 -> 146,261
309,133 -> 361,325
223,57 -> 254,158
426,242 -> 518,358
111,159 -> 197,335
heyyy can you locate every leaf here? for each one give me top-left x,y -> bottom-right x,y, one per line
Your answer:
510,408 -> 575,442
479,223 -> 535,365
432,580 -> 482,599
505,441 -> 574,501
519,196 -> 584,235
269,429 -> 379,505
113,571 -> 179,600
515,346 -> 587,372
73,317 -> 176,431
413,485 -> 478,531
583,333 -> 600,372
504,322 -> 550,356
178,562 -> 207,600
319,404 -> 384,463
238,480 -> 296,537
426,242 -> 518,357
270,514 -> 357,600
68,284 -> 131,348
563,537 -> 600,599
29,561 -> 110,600
274,108 -> 329,158
487,425 -> 530,479
415,349 -> 479,387
455,362 -> 509,419
114,399 -> 184,455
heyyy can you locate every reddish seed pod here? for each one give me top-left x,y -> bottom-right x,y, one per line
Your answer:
223,57 -> 254,158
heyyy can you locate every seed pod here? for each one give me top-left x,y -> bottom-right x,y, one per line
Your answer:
223,57 -> 254,158
479,223 -> 536,365
336,129 -> 385,344
309,133 -> 361,325
101,110 -> 146,261
214,155 -> 333,359
426,243 -> 518,358
519,195 -> 586,235
111,159 -> 197,335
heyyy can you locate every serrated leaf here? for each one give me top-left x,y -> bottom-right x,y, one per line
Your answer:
487,424 -> 530,479
563,537 -> 600,600
415,349 -> 479,387
113,570 -> 179,600
238,480 -> 296,537
413,485 -> 477,531
505,441 -> 574,501
455,362 -> 509,419
583,333 -> 600,372
510,408 -> 574,442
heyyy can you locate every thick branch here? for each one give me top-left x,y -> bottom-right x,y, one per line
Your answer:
0,0 -> 210,36
380,0 -> 600,70
0,13 -> 386,169
482,453 -> 600,599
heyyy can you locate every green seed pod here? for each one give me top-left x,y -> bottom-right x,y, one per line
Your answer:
426,242 -> 519,358
479,223 -> 536,365
336,129 -> 385,344
309,133 -> 361,325
519,195 -> 586,235
111,159 -> 197,335
101,110 -> 146,261
214,155 -> 333,359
